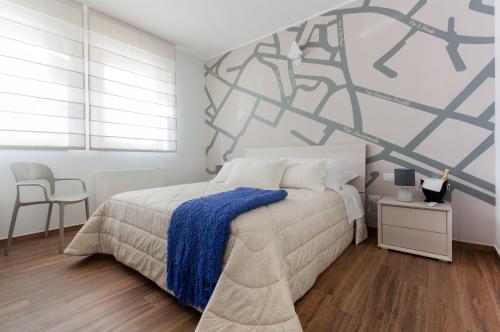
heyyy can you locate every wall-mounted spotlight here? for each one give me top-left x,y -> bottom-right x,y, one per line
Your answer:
287,41 -> 303,66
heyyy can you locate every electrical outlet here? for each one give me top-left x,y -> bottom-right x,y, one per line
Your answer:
383,173 -> 394,182
368,194 -> 381,203
367,194 -> 381,214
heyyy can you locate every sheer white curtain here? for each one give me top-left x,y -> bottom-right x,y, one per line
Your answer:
0,0 -> 85,148
88,9 -> 176,152
0,0 -> 177,152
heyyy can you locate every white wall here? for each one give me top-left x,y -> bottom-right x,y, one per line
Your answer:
205,1 -> 496,246
496,0 -> 500,254
0,49 -> 207,240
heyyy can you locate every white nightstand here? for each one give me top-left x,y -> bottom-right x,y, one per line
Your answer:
377,197 -> 452,262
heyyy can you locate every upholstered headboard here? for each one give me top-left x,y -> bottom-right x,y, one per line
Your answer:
245,144 -> 366,194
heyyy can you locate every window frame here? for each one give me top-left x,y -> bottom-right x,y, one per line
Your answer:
0,1 -> 177,153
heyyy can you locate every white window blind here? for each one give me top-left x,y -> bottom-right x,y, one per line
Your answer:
88,9 -> 176,152
0,0 -> 85,148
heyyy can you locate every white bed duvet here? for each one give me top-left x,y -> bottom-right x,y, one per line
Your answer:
65,181 -> 367,331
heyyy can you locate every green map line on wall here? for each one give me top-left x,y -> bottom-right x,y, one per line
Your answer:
204,0 -> 495,206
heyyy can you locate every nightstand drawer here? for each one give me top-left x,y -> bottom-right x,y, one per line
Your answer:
382,225 -> 447,255
381,205 -> 447,233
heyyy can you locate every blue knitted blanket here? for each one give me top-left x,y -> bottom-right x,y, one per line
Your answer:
166,187 -> 288,309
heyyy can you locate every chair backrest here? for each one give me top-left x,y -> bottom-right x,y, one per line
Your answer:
11,163 -> 55,194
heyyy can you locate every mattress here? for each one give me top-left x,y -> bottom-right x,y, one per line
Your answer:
65,181 -> 366,331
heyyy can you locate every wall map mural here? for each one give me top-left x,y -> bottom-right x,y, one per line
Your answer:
204,0 -> 495,243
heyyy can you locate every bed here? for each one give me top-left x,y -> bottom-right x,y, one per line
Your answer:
65,144 -> 367,331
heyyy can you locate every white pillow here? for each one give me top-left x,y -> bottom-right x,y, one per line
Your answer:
225,159 -> 287,189
212,158 -> 273,182
280,159 -> 327,191
212,160 -> 236,183
324,159 -> 358,191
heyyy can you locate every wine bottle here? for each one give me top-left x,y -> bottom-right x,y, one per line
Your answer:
441,169 -> 449,181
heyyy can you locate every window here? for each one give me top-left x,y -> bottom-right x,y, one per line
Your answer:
0,0 -> 176,152
0,0 -> 85,148
88,10 -> 176,152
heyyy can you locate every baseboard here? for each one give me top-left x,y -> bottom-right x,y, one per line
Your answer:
453,240 -> 496,253
495,245 -> 500,259
0,224 -> 83,248
452,237 -> 495,247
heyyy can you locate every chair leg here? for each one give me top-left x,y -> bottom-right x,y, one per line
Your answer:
58,204 -> 65,254
44,203 -> 53,238
84,198 -> 89,220
5,202 -> 20,256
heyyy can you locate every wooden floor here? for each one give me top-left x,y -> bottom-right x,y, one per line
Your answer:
0,229 -> 498,332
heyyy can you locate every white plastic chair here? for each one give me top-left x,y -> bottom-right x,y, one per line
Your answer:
5,163 -> 89,255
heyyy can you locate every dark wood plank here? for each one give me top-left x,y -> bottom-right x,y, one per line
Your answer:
355,264 -> 402,332
295,289 -> 328,329
386,281 -> 428,332
314,241 -> 369,294
45,284 -> 154,332
328,253 -> 381,308
1,228 -> 499,332
425,259 -> 466,331
454,247 -> 500,332
475,250 -> 500,317
336,254 -> 383,314
401,254 -> 431,288
304,294 -> 353,332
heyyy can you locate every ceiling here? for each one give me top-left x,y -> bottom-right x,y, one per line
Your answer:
77,0 -> 347,60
